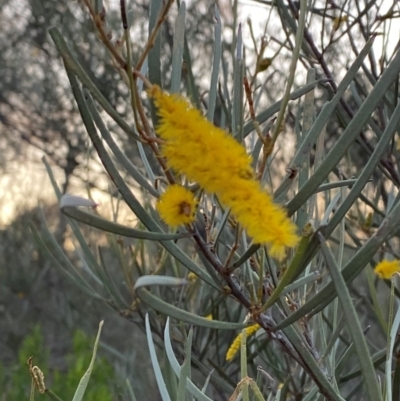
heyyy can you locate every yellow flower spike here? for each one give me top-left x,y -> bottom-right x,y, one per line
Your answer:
374,259 -> 400,279
157,185 -> 198,227
225,324 -> 261,362
149,86 -> 299,258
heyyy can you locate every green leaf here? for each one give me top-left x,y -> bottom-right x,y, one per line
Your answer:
164,318 -> 214,401
386,285 -> 400,401
126,380 -> 138,401
318,234 -> 382,401
276,34 -> 376,202
274,93 -> 400,330
170,2 -> 186,93
145,314 -> 172,401
271,0 -> 307,143
287,37 -> 400,213
232,24 -> 244,141
278,321 -> 346,401
243,80 -> 324,138
61,207 -> 190,241
48,28 -> 140,141
72,321 -> 104,401
206,5 -> 222,122
177,328 -> 193,401
260,224 -> 313,312
83,90 -> 159,197
135,276 -> 246,329
30,219 -> 103,301
64,66 -> 216,289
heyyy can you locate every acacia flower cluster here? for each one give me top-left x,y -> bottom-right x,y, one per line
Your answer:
225,323 -> 261,361
374,259 -> 400,279
156,184 -> 197,227
149,85 -> 299,259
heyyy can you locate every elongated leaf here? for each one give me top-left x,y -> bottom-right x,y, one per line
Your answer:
72,321 -> 104,401
62,207 -> 189,241
318,234 -> 382,401
273,91 -> 400,329
164,319 -> 214,401
31,223 -> 104,301
283,271 -> 320,294
315,179 -> 358,193
177,328 -> 193,401
271,0 -> 307,143
274,192 -> 400,331
393,354 -> 400,401
260,226 -> 312,312
148,0 -> 162,87
83,90 -> 159,197
135,276 -> 245,329
339,348 -> 387,383
126,380 -> 138,401
233,243 -> 260,269
296,68 -> 315,229
48,28 -> 140,141
170,2 -> 186,93
207,5 -> 222,122
243,80 -> 325,138
145,314 -> 172,401
232,24 -> 244,141
64,66 -> 216,288
279,321 -> 346,401
287,43 -> 400,213
386,291 -> 400,401
183,32 -> 200,109
275,35 -> 376,201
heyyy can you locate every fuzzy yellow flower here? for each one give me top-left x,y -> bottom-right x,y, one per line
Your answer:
225,324 -> 261,361
374,259 -> 400,279
149,86 -> 299,258
157,185 -> 197,227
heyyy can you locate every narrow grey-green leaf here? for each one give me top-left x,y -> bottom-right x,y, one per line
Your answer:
164,318 -> 214,401
243,80 -> 324,138
207,5 -> 222,122
386,293 -> 400,401
260,227 -> 312,312
276,35 -> 375,201
273,94 -> 400,329
296,68 -> 315,229
30,223 -> 103,301
318,234 -> 382,401
232,24 -> 244,141
315,179 -> 358,193
83,90 -> 159,197
177,328 -> 193,401
283,271 -> 320,294
145,314 -> 172,401
170,1 -> 186,93
279,322 -> 346,401
135,276 -> 245,329
48,28 -> 140,141
126,380 -> 138,401
288,41 -> 400,213
65,66 -> 216,288
72,321 -> 104,401
275,190 -> 400,330
61,207 -> 189,241
148,0 -> 163,125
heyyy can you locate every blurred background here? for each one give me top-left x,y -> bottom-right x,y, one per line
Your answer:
0,0 -> 398,399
